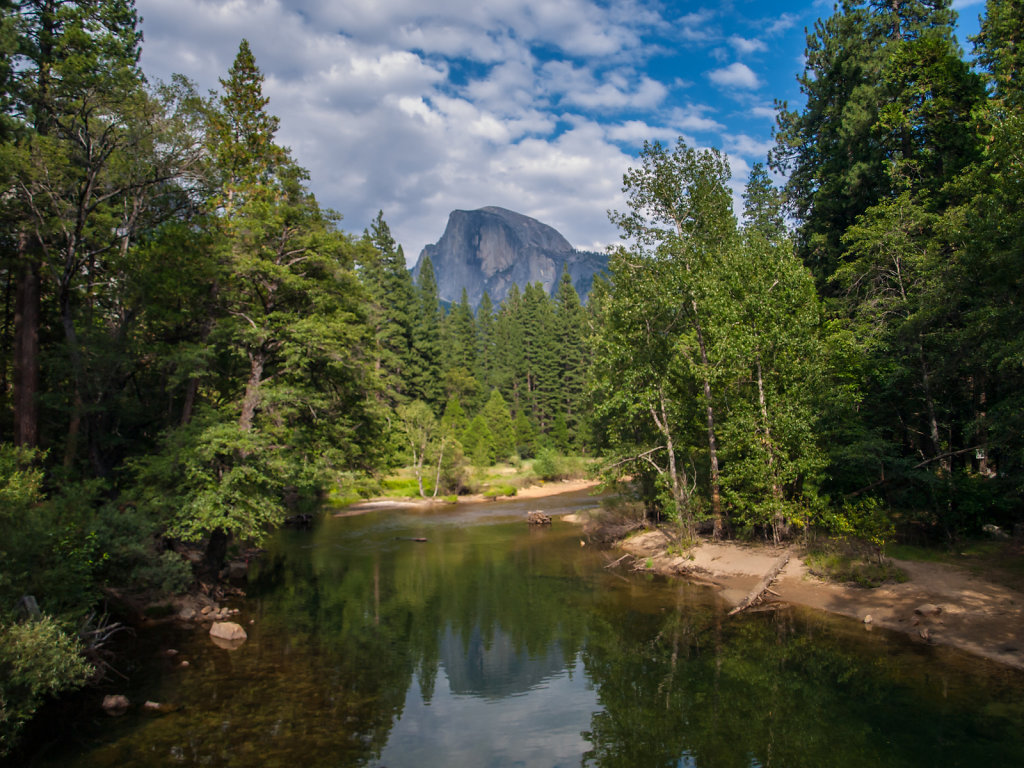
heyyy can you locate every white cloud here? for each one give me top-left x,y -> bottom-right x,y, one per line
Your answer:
723,133 -> 774,159
605,120 -> 687,145
539,61 -> 668,111
750,105 -> 778,120
134,0 -> 806,264
728,35 -> 767,55
708,62 -> 763,90
766,13 -> 800,35
668,105 -> 725,134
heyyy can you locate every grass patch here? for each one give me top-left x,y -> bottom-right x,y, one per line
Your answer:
482,483 -> 517,499
805,549 -> 908,588
530,450 -> 590,482
381,476 -> 428,498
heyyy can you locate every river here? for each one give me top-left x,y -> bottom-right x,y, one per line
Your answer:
22,488 -> 1024,767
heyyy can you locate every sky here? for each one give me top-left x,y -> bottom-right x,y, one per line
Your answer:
134,0 -> 986,265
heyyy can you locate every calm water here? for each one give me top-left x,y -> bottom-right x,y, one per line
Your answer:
21,489 -> 1024,767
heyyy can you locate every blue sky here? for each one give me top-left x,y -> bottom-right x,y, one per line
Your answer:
134,0 -> 986,264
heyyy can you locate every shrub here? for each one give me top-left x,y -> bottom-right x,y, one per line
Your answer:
0,617 -> 93,755
482,484 -> 517,498
533,450 -> 588,482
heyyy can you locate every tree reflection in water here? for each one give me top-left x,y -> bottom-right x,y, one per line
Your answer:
27,496 -> 1024,767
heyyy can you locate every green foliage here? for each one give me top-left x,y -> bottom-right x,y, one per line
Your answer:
0,617 -> 93,755
532,450 -> 588,482
482,483 -> 517,498
462,414 -> 495,467
820,496 -> 896,559
382,476 -> 430,498
481,389 -> 515,462
804,548 -> 907,588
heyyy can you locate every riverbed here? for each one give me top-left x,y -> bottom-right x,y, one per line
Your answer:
22,488 -> 1024,767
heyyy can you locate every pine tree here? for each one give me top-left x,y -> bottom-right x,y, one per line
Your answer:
771,0 -> 964,287
475,291 -> 497,391
358,211 -> 414,405
409,255 -> 443,409
135,42 -> 382,570
440,288 -> 480,408
554,267 -> 587,447
481,389 -> 515,461
973,0 -> 1024,111
520,282 -> 559,433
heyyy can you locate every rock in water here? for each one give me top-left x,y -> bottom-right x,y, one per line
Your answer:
209,621 -> 248,650
102,694 -> 130,715
413,206 -> 607,307
527,510 -> 552,525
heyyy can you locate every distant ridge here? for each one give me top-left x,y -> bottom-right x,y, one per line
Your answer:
412,206 -> 607,307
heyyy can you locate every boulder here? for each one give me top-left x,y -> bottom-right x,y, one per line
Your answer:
209,621 -> 247,650
102,694 -> 130,715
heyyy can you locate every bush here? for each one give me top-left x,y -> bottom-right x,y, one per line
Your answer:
482,483 -> 517,498
0,617 -> 93,755
805,547 -> 907,588
532,450 -> 588,482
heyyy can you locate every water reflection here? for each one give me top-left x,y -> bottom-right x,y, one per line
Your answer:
22,490 -> 1024,768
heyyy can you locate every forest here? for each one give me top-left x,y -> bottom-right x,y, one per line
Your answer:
1,0 -> 1022,754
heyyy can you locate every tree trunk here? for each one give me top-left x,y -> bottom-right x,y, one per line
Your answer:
12,242 -> 40,448
693,308 -> 724,539
917,343 -> 948,473
202,527 -> 229,579
649,388 -> 692,532
756,357 -> 786,544
239,348 -> 265,431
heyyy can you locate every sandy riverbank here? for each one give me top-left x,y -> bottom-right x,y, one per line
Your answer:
337,478 -> 601,516
619,529 -> 1024,670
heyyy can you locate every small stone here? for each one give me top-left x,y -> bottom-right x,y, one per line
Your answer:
919,627 -> 931,641
914,603 -> 941,616
200,605 -> 213,615
163,648 -> 179,657
863,614 -> 873,625
102,694 -> 130,715
178,607 -> 195,621
142,701 -> 163,712
177,660 -> 190,669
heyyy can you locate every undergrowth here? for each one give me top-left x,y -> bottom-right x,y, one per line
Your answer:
805,548 -> 907,588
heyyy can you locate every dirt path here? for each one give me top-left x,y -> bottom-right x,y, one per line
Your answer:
619,531 -> 1024,670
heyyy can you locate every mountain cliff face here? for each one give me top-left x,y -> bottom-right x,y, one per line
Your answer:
412,206 -> 607,306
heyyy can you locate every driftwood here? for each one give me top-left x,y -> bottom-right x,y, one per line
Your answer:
727,552 -> 791,617
604,553 -> 632,569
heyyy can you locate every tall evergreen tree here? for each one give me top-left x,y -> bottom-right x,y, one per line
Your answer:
520,282 -> 559,433
409,254 -> 443,409
134,41 -> 381,570
973,0 -> 1024,111
358,211 -> 415,405
554,267 -> 587,447
771,0 -> 964,287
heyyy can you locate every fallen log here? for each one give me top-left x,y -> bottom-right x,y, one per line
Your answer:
727,552 -> 791,617
604,553 -> 632,569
